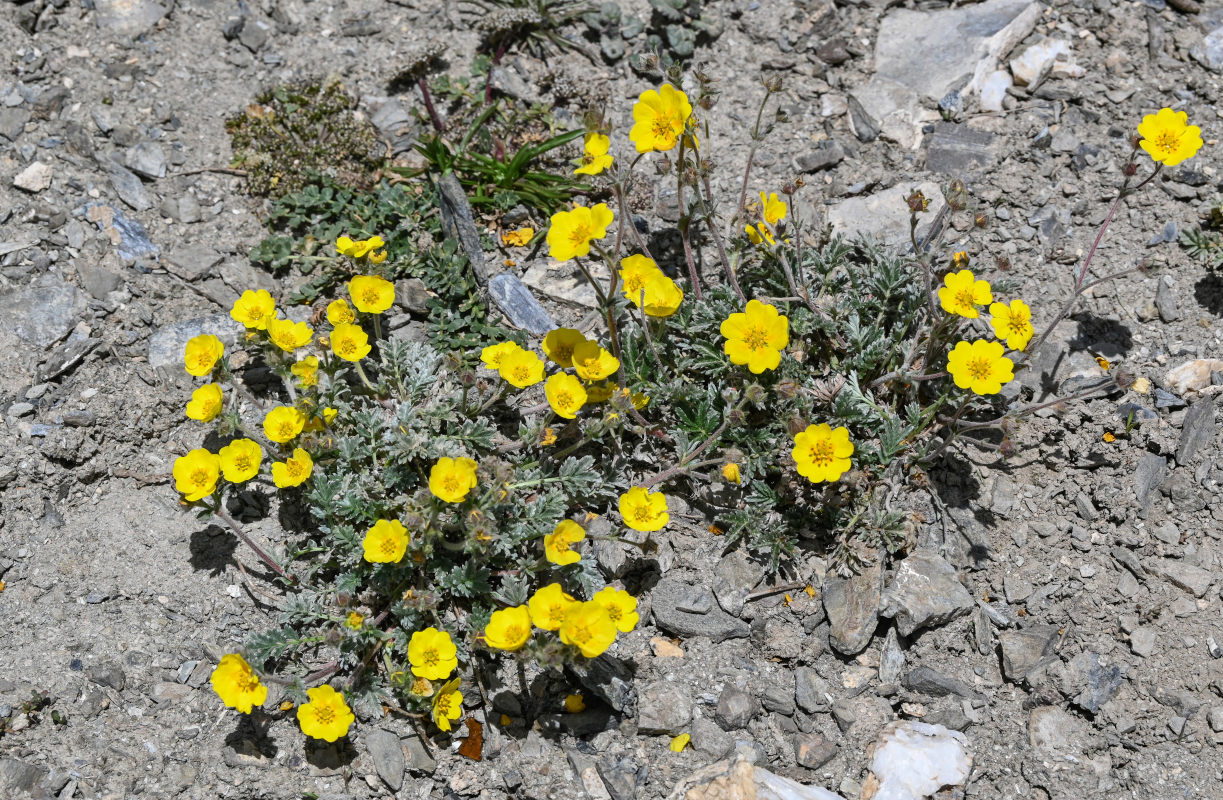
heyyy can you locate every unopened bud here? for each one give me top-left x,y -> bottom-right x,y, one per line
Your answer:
721,387 -> 740,405
996,256 -> 1011,272
666,64 -> 683,85
325,628 -> 343,646
459,370 -> 477,387
694,69 -> 711,84
656,155 -> 672,175
335,591 -> 352,607
744,383 -> 766,407
905,190 -> 929,214
728,408 -> 746,425
974,212 -> 990,229
699,94 -> 715,110
1130,134 -> 1142,149
1123,162 -> 1138,176
782,181 -> 797,196
763,74 -> 783,93
775,377 -> 799,399
786,415 -> 807,437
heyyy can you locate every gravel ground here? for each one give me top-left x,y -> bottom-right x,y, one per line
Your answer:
2,0 -> 1223,798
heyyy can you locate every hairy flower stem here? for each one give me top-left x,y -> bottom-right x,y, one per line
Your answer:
633,295 -> 666,373
697,173 -> 746,303
213,504 -> 296,585
676,137 -> 703,300
418,78 -> 445,134
614,156 -> 657,262
736,88 -> 775,219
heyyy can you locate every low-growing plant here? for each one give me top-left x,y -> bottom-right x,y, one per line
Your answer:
174,74 -> 1203,748
1180,196 -> 1223,271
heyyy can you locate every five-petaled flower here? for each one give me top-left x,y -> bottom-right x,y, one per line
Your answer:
327,298 -> 355,326
988,299 -> 1034,351
618,486 -> 669,532
267,316 -> 314,353
546,204 -> 614,262
291,355 -> 320,387
218,438 -> 263,484
721,300 -> 789,374
429,456 -> 479,503
336,235 -> 386,260
272,447 -> 314,489
572,341 -> 620,381
947,339 -> 1014,395
481,341 -> 525,371
185,383 -> 223,422
1137,107 -> 1203,167
545,373 -> 588,419
264,405 -> 306,443
558,600 -> 618,658
759,192 -> 787,225
431,678 -> 463,732
630,84 -> 692,153
792,424 -> 854,484
297,685 -> 354,742
938,269 -> 992,319
484,605 -> 532,651
545,519 -> 586,565
528,583 -> 577,631
348,275 -> 396,314
174,448 -> 220,501
230,290 -> 275,330
498,348 -> 546,389
591,586 -> 639,633
330,323 -> 371,362
184,334 -> 224,377
409,627 -> 458,680
362,519 -> 408,563
541,328 -> 587,368
575,132 -> 614,176
210,653 -> 267,714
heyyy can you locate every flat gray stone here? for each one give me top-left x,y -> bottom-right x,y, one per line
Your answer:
879,627 -> 905,685
165,244 -> 222,282
794,667 -> 829,714
879,551 -> 974,637
404,733 -> 435,774
94,0 -> 171,37
1191,26 -> 1223,72
125,141 -> 167,179
364,729 -> 405,791
567,654 -> 636,714
0,758 -> 47,794
1130,627 -> 1157,658
824,563 -> 882,655
1177,398 -> 1216,465
107,163 -> 152,211
636,681 -> 692,734
651,578 -> 750,643
0,282 -> 84,348
903,667 -> 984,701
1063,651 -> 1122,715
1147,558 -> 1213,598
999,625 -> 1060,681
147,313 -> 237,371
713,687 -> 760,731
439,172 -> 486,283
827,181 -> 947,250
711,550 -> 764,617
78,264 -> 124,299
795,140 -> 846,172
488,272 -> 556,336
926,123 -> 997,174
0,108 -> 31,142
1133,454 -> 1167,513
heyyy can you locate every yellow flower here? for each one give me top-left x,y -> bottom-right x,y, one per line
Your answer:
722,462 -> 741,484
671,733 -> 691,752
230,290 -> 275,330
218,438 -> 262,484
297,685 -> 355,742
429,456 -> 479,503
481,341 -> 525,371
620,254 -> 663,301
409,627 -> 458,680
345,611 -> 364,630
540,427 -> 557,446
291,355 -> 320,387
484,605 -> 532,651
1137,107 -> 1203,167
430,678 -> 463,732
564,694 -> 586,713
368,249 -> 388,264
528,583 -> 577,631
362,519 -> 409,563
546,203 -> 614,261
585,383 -> 614,403
938,269 -> 992,319
184,334 -> 224,377
271,447 -> 314,489
545,373 -> 588,419
267,316 -> 314,353
988,299 -> 1035,351
409,676 -> 434,697
209,653 -> 266,714
541,328 -> 588,368
591,586 -> 639,633
574,132 -> 614,175
618,486 -> 669,532
951,251 -> 970,270
558,601 -> 617,658
545,519 -> 586,565
498,348 -> 546,388
330,323 -> 371,362
759,192 -> 787,225
348,275 -> 396,314
630,84 -> 693,153
641,272 -> 683,317
327,298 -> 355,326
792,424 -> 854,484
336,235 -> 386,259
745,223 -> 775,246
502,227 -> 535,247
572,341 -> 620,381
173,448 -> 220,502
947,339 -> 1014,395
185,383 -> 223,422
263,405 -> 306,443
721,300 -> 789,374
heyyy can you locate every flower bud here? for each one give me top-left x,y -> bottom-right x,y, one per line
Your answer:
744,383 -> 766,407
782,181 -> 797,196
774,377 -> 799,400
763,74 -> 783,93
459,370 -> 477,387
905,190 -> 929,214
786,415 -> 807,437
655,156 -> 672,175
996,256 -> 1011,272
335,591 -> 352,607
1123,162 -> 1138,176
699,94 -> 715,111
974,212 -> 990,229
728,408 -> 746,426
325,628 -> 343,646
694,69 -> 711,84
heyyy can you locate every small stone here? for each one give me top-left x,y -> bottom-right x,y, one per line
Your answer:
78,264 -> 123,299
1209,707 -> 1223,733
1029,706 -> 1082,757
903,667 -> 984,701
0,108 -> 30,142
824,563 -> 882,655
125,141 -> 167,180
712,550 -> 764,617
794,667 -> 829,714
999,625 -> 1060,681
879,627 -> 905,685
1164,359 -> 1223,394
793,733 -> 838,769
396,278 -> 431,315
1010,39 -> 1080,86
879,551 -> 974,637
0,758 -> 48,794
567,654 -> 636,714
821,94 -> 849,117
1176,398 -> 1216,465
796,140 -> 846,172
1003,575 -> 1033,603
1156,280 -> 1180,323
152,682 -> 192,703
650,637 -> 685,658
239,20 -> 270,53
1147,558 -> 1213,598
106,163 -> 152,211
978,70 -> 1012,112
13,161 -> 52,193
595,756 -> 640,800
1,282 -> 83,348
761,685 -> 795,716
637,682 -> 692,735
1190,26 -> 1223,72
714,687 -> 760,731
690,716 -> 734,760
1063,651 -> 1123,714
488,273 -> 557,336
868,721 -> 972,799
1133,454 -> 1167,512
404,734 -> 436,774
651,578 -> 750,643
1130,627 -> 1157,658
364,729 -> 405,791
925,123 -> 997,174
94,0 -> 170,36
165,245 -> 222,282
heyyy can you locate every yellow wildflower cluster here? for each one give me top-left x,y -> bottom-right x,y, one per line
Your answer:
619,255 -> 683,318
484,582 -> 638,660
746,191 -> 787,246
336,234 -> 388,263
480,331 -> 629,419
937,267 -> 1029,395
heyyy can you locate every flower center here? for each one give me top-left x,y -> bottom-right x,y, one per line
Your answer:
606,606 -> 621,622
511,365 -> 530,382
652,112 -> 681,142
807,440 -> 835,468
338,339 -> 355,356
547,603 -> 566,622
556,390 -> 574,408
955,289 -> 976,310
504,624 -> 526,642
554,538 -> 571,553
632,505 -> 653,523
379,537 -> 396,556
362,288 -> 381,306
238,670 -> 260,693
422,649 -> 439,667
743,325 -> 770,351
568,622 -> 593,645
436,694 -> 454,716
966,357 -> 993,381
568,223 -> 592,248
1154,131 -> 1180,154
191,468 -> 210,487
235,455 -> 251,471
314,704 -> 335,725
